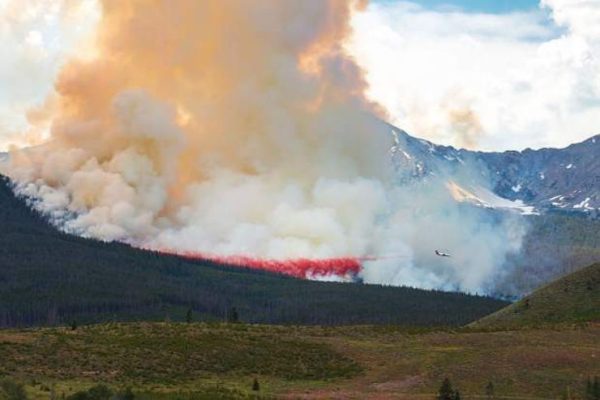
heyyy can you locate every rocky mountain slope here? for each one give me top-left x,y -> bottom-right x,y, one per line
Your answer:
478,136 -> 600,215
389,125 -> 599,216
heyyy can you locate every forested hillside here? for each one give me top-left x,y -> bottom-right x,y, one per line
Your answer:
0,176 -> 507,327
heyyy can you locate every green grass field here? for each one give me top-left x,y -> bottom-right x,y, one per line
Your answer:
0,322 -> 598,400
473,263 -> 600,329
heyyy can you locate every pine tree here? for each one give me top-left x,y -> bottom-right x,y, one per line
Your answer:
438,378 -> 455,400
117,388 -> 134,400
485,381 -> 495,399
227,307 -> 239,323
585,377 -> 600,400
587,378 -> 593,400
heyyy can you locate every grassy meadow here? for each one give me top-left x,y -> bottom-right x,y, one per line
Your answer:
474,263 -> 600,329
0,322 -> 598,400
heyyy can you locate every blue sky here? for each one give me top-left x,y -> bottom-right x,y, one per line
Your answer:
376,0 -> 540,13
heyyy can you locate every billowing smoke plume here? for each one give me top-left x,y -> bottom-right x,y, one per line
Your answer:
0,0 -> 100,149
1,0 -> 525,293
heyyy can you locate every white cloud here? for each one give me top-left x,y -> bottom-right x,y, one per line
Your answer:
349,0 -> 600,150
543,0 -> 600,39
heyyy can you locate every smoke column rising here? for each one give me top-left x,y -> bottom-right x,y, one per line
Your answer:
1,0 -> 525,292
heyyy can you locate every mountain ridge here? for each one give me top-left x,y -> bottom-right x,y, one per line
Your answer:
388,125 -> 599,216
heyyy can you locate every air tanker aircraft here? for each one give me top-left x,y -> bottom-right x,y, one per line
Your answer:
435,250 -> 451,258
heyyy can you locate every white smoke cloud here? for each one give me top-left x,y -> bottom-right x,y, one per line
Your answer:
0,0 -> 100,149
1,0 -> 527,294
350,0 -> 600,151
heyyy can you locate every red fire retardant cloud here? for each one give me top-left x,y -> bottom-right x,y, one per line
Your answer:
172,252 -> 363,279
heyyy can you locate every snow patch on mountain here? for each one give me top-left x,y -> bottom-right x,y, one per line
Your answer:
447,181 -> 538,215
573,197 -> 593,211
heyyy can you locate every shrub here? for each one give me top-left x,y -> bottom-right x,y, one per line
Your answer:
66,385 -> 113,400
437,378 -> 461,400
0,378 -> 28,400
115,388 -> 134,400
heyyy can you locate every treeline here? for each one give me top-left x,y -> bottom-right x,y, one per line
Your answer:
4,376 -> 599,400
0,176 -> 507,327
435,377 -> 600,400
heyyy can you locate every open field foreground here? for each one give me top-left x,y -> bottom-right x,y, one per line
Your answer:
0,322 -> 598,400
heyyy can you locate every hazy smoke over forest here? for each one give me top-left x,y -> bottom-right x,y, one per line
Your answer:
0,0 -> 526,293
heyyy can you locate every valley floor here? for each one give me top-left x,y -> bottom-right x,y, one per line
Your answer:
1,322 -> 598,400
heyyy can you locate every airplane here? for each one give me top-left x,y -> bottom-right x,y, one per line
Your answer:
435,250 -> 451,258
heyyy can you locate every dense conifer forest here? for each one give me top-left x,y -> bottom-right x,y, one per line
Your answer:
0,176 -> 507,327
